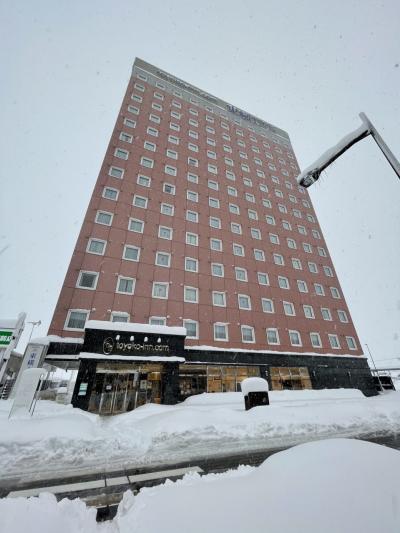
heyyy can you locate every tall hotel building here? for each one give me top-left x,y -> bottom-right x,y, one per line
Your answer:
46,59 -> 375,414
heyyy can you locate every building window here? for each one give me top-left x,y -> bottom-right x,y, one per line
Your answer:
77,271 -> 98,290
186,210 -> 198,223
229,203 -> 240,215
123,245 -> 140,262
214,323 -> 228,341
147,126 -> 159,137
287,238 -> 297,249
308,262 -> 318,274
310,332 -> 322,348
282,220 -> 291,230
337,310 -> 349,323
321,307 -> 332,321
303,243 -> 312,254
127,105 -> 139,115
209,198 -> 220,209
303,305 -> 315,319
187,172 -> 198,184
212,291 -> 226,307
289,330 -> 302,346
209,217 -> 221,229
163,183 -> 176,195
109,166 -> 124,179
330,287 -> 341,299
111,312 -> 129,323
102,187 -> 119,201
183,320 -> 198,339
292,258 -> 302,270
186,232 -> 198,246
95,211 -> 113,226
166,149 -> 178,160
318,247 -> 327,257
323,266 -> 334,277
140,156 -> 154,168
155,251 -> 171,268
159,226 -> 173,240
137,175 -> 151,187
283,301 -> 295,316
188,157 -> 199,167
266,215 -> 275,225
187,190 -> 198,202
65,310 -> 89,330
116,276 -> 135,294
164,165 -> 177,176
241,326 -> 255,343
278,276 -> 289,289
184,286 -> 198,303
231,222 -> 242,234
254,249 -> 265,261
119,132 -> 133,143
87,238 -> 106,255
133,195 -> 148,209
212,263 -> 224,277
346,336 -> 357,350
251,228 -> 261,240
248,209 -> 258,220
238,294 -> 251,310
115,148 -> 129,160
262,298 -> 274,313
314,283 -> 325,296
269,233 -> 280,245
233,243 -> 245,256
152,282 -> 169,299
273,254 -> 284,266
235,267 -> 248,282
124,118 -> 136,129
161,203 -> 174,216
266,328 -> 280,345
328,334 -> 341,349
208,179 -> 219,190
185,257 -> 198,272
210,239 -> 222,252
149,316 -> 166,326
128,218 -> 144,233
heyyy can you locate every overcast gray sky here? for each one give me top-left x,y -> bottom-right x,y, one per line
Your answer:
1,0 -> 399,364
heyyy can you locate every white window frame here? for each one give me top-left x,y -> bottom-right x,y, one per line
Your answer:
64,309 -> 90,331
123,245 -> 140,262
116,275 -> 135,295
152,282 -> 169,299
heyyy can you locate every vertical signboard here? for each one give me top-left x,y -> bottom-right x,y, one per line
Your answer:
9,343 -> 48,399
9,368 -> 47,418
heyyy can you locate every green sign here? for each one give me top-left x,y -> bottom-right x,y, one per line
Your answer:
0,331 -> 13,346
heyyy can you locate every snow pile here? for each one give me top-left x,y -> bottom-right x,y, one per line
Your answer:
240,377 -> 269,394
1,439 -> 400,533
1,391 -> 400,478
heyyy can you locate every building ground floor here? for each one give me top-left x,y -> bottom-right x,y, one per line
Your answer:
42,321 -> 377,416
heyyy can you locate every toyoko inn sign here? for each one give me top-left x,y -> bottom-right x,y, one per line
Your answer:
102,337 -> 170,356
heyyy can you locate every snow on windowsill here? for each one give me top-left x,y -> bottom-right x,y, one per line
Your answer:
85,320 -> 187,337
185,345 -> 366,358
30,335 -> 84,346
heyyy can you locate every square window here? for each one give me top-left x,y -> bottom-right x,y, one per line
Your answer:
87,238 -> 106,255
278,276 -> 289,289
140,156 -> 153,168
117,276 -> 135,294
292,258 -> 302,270
119,132 -> 133,143
129,218 -> 144,233
147,127 -> 159,137
321,308 -> 332,321
77,271 -> 98,290
123,245 -> 140,262
103,187 -> 119,201
187,190 -> 198,202
209,197 -> 220,209
308,262 -> 318,274
254,249 -> 265,261
96,211 -> 113,226
161,203 -> 174,216
233,243 -> 245,256
165,165 -> 177,176
209,217 -> 221,229
303,305 -> 315,319
185,257 -> 198,272
163,183 -> 176,195
323,266 -> 333,277
65,310 -> 89,330
186,210 -> 199,223
114,148 -> 129,161
346,336 -> 357,350
124,118 -> 136,129
235,267 -> 248,282
229,203 -> 240,215
187,173 -> 198,184
269,233 -> 279,245
251,228 -> 261,240
231,222 -> 242,234
287,238 -> 296,249
152,282 -> 169,299
186,232 -> 198,246
337,310 -> 348,323
273,254 -> 284,266
314,283 -> 325,296
159,226 -> 173,240
212,263 -> 224,277
303,243 -> 312,254
155,251 -> 171,267
133,195 -> 148,209
111,312 -> 129,323
241,326 -> 255,343
184,286 -> 198,303
210,238 -> 222,251
262,299 -> 274,313
283,301 -> 295,316
214,323 -> 228,341
149,316 -> 166,326
212,291 -> 226,307
137,175 -> 151,187
266,215 -> 275,225
109,166 -> 124,179
330,287 -> 341,299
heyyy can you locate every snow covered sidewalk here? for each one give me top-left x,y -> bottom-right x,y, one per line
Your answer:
1,438 -> 400,533
0,389 -> 399,479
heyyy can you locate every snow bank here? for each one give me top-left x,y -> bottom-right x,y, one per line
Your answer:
1,439 -> 400,533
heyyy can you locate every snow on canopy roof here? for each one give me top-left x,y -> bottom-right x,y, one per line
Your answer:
85,320 -> 187,337
186,345 -> 366,358
0,318 -> 19,329
79,352 -> 185,363
30,335 -> 84,346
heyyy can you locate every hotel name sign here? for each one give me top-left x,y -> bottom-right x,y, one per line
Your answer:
102,337 -> 170,356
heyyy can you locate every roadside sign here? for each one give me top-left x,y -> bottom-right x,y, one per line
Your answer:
0,331 -> 13,346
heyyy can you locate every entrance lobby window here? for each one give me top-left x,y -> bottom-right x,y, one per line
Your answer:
270,367 -> 312,390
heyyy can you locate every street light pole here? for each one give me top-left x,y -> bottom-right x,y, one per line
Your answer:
27,320 -> 42,343
297,113 -> 400,188
365,343 -> 384,392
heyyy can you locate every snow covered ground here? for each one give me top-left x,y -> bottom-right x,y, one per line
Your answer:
0,389 -> 400,479
1,438 -> 400,533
